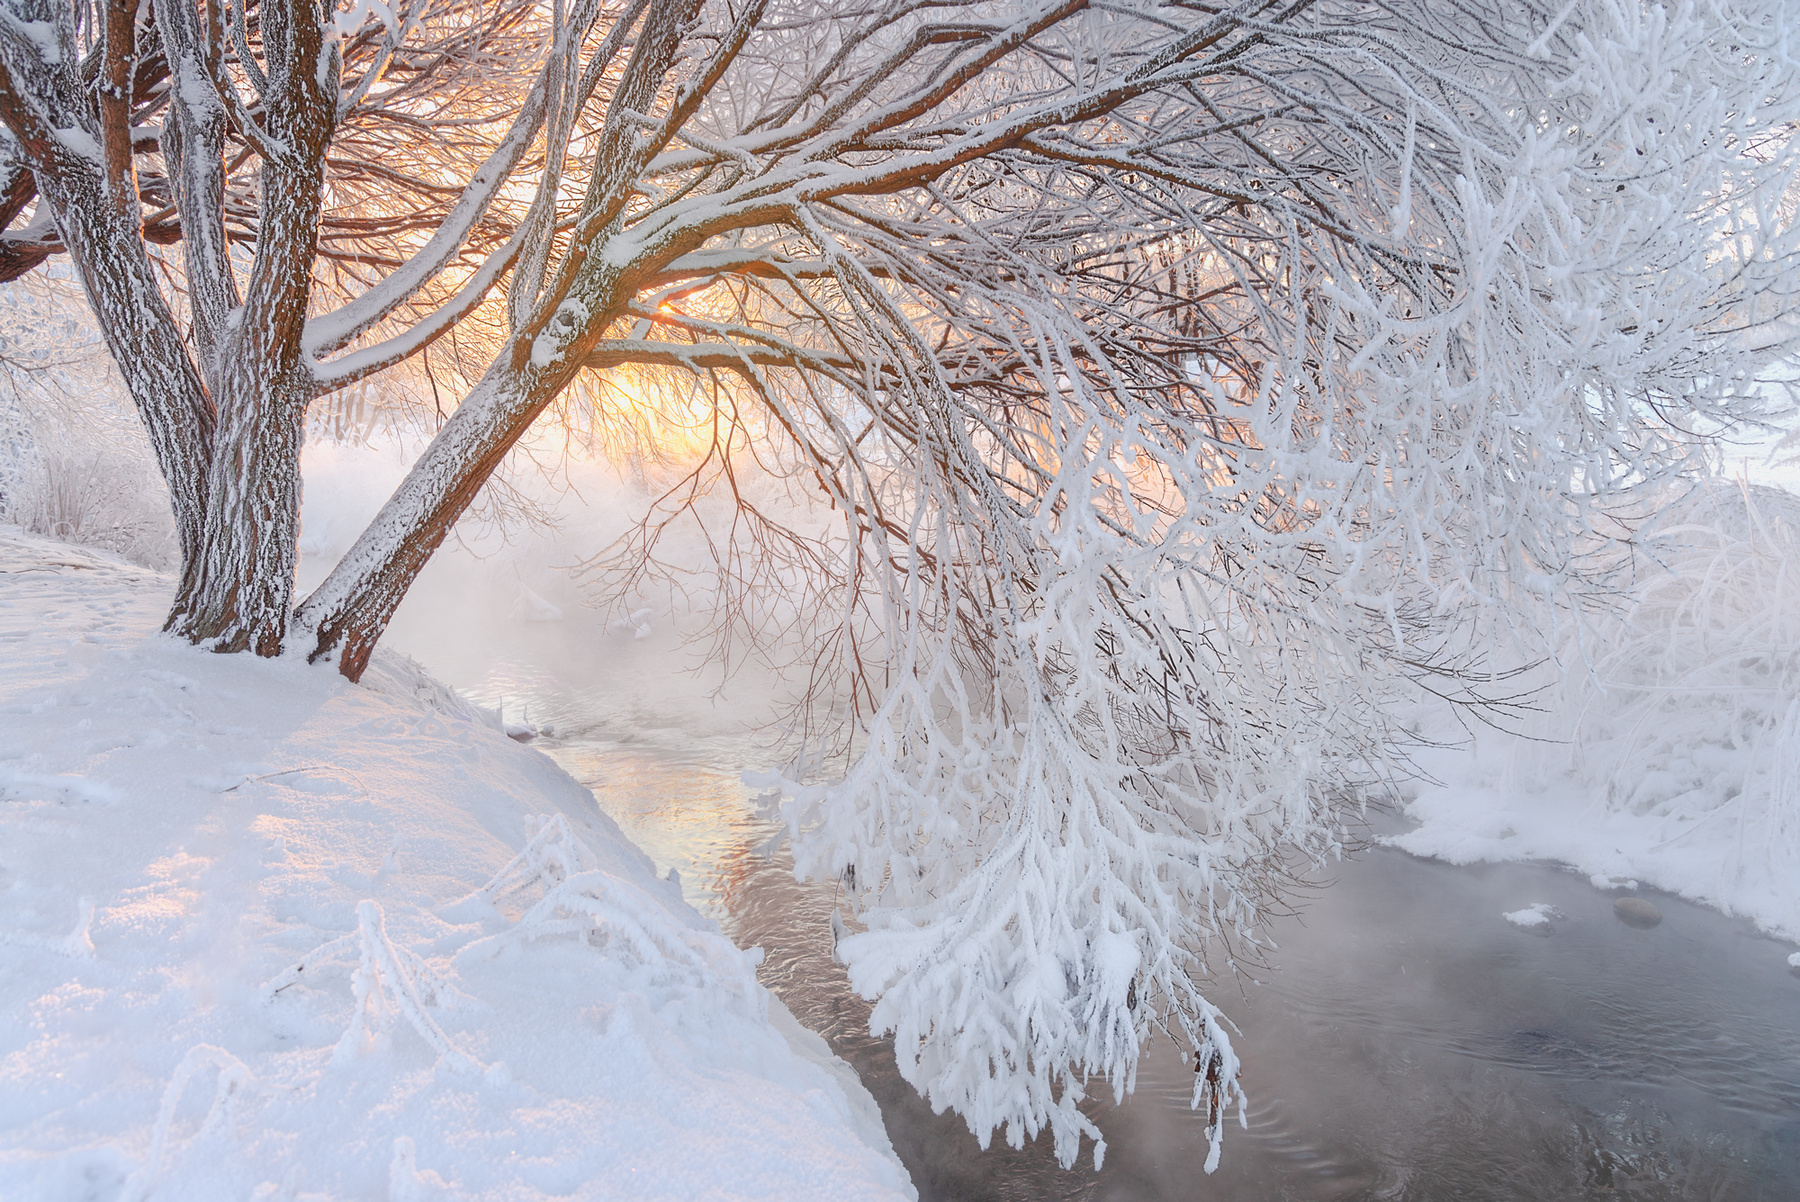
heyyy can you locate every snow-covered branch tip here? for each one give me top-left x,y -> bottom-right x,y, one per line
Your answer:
261,900 -> 479,1074
117,1045 -> 255,1202
334,900 -> 483,1073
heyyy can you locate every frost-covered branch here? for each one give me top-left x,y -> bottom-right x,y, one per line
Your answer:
6,0 -> 1799,1174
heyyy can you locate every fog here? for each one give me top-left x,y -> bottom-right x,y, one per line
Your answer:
297,437 -> 1800,1202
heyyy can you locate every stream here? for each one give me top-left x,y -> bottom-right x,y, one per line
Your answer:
397,616 -> 1800,1201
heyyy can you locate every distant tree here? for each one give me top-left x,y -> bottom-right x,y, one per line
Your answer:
0,0 -> 558,648
3,0 -> 1798,1171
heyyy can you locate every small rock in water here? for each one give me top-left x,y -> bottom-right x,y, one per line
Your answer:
1788,951 -> 1800,977
508,585 -> 565,622
1503,903 -> 1559,934
1613,897 -> 1662,929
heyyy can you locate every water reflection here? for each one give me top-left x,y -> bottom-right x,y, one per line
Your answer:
719,821 -> 1800,1202
401,623 -> 1800,1200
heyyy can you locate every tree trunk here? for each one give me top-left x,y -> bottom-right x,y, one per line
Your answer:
157,0 -> 333,654
295,357 -> 561,680
30,162 -> 217,622
175,380 -> 305,654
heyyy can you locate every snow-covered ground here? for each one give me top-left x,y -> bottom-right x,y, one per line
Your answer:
0,526 -> 913,1200
1394,731 -> 1800,945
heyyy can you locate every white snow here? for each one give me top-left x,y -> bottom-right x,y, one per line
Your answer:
529,300 -> 589,368
1394,734 -> 1800,942
1391,484 -> 1800,951
51,126 -> 101,163
1501,903 -> 1559,929
609,607 -> 654,639
0,526 -> 913,1200
1789,951 -> 1800,969
11,18 -> 61,64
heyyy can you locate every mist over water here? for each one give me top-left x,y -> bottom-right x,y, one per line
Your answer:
299,445 -> 1800,1201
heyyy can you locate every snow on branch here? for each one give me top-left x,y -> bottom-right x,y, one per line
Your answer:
303,0 -> 644,360
261,900 -> 480,1074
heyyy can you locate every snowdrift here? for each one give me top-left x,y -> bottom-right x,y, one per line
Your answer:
1396,482 -> 1800,944
0,526 -> 912,1200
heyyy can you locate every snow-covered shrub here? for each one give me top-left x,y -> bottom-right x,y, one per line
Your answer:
0,278 -> 176,571
2,447 -> 178,571
1561,481 -> 1800,881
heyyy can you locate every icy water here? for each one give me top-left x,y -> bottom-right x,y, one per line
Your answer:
406,622 -> 1800,1202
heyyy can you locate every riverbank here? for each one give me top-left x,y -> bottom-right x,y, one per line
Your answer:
1393,484 -> 1800,948
0,525 -> 913,1200
1393,735 -> 1800,946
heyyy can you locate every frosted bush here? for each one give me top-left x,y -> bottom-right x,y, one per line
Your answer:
0,278 -> 176,570
2,447 -> 178,571
1561,482 -> 1800,881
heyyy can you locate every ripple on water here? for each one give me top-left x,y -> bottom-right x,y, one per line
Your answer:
482,671 -> 1800,1201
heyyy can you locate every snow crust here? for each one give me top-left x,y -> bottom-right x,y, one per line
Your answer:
0,526 -> 912,1200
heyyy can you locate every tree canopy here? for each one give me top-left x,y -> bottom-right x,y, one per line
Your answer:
3,0 -> 1798,1170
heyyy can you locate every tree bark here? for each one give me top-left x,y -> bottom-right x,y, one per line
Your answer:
161,0 -> 335,653
29,158 -> 218,621
295,355 -> 563,680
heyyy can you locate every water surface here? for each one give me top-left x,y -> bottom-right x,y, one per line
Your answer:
400,618 -> 1800,1200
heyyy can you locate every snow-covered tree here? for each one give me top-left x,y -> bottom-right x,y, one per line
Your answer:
4,0 -> 1799,1172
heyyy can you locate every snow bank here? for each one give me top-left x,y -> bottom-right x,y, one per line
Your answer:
1393,482 -> 1800,947
0,526 -> 912,1200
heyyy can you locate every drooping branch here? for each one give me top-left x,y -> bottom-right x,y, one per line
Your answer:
7,0 -> 1798,1176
